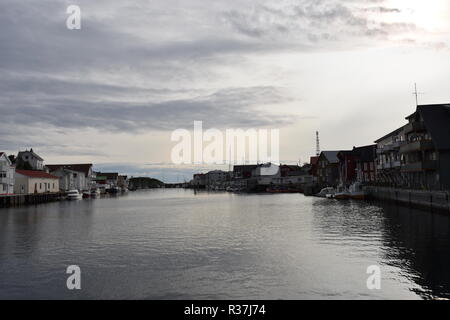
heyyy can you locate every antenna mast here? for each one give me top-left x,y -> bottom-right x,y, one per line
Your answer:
413,83 -> 425,107
413,83 -> 419,107
316,131 -> 320,156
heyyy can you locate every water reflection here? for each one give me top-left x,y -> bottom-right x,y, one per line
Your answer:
0,190 -> 449,299
379,202 -> 450,299
311,198 -> 450,300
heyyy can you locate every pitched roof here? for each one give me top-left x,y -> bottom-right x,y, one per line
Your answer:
352,145 -> 377,162
374,125 -> 406,143
18,149 -> 44,161
16,169 -> 59,179
46,164 -> 93,177
417,104 -> 450,150
320,151 -> 342,164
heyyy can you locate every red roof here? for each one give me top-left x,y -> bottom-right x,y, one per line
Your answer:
16,170 -> 59,179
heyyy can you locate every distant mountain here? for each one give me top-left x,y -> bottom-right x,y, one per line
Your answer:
128,177 -> 165,190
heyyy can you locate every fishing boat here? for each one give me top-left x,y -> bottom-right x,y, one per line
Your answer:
334,185 -> 351,200
66,189 -> 82,200
82,191 -> 91,199
348,182 -> 367,200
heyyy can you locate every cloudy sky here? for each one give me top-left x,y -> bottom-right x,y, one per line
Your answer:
1,0 -> 450,182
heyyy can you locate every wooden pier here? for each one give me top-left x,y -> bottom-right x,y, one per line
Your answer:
0,193 -> 63,208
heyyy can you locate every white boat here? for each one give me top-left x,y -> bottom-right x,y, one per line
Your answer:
66,189 -> 82,200
316,187 -> 335,198
90,188 -> 101,198
348,182 -> 367,200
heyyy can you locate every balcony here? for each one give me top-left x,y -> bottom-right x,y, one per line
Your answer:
391,140 -> 405,149
377,161 -> 401,170
399,140 -> 434,154
404,121 -> 426,134
401,160 -> 437,172
376,141 -> 405,155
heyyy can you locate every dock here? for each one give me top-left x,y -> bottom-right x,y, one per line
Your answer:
0,193 -> 63,208
365,186 -> 450,214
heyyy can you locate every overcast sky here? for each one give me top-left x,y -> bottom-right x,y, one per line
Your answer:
1,0 -> 450,182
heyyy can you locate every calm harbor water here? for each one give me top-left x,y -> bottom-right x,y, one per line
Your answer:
0,189 -> 449,300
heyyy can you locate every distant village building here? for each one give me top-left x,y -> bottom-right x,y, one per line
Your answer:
253,163 -> 281,185
337,151 -> 357,187
95,172 -> 119,187
233,165 -> 258,179
46,164 -> 94,191
309,156 -> 319,183
352,145 -> 377,184
206,170 -> 230,185
14,170 -> 59,194
118,175 -> 129,190
50,168 -> 87,192
337,145 -> 377,187
317,151 -> 342,187
0,152 -> 15,195
16,149 -> 44,171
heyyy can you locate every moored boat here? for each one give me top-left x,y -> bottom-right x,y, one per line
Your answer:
82,191 -> 91,199
90,188 -> 101,198
66,189 -> 82,200
348,182 -> 367,200
316,187 -> 335,198
334,185 -> 351,200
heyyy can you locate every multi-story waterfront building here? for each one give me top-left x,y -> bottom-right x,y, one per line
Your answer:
337,150 -> 357,187
352,145 -> 377,184
46,164 -> 94,190
399,104 -> 450,190
16,149 -> 45,171
374,104 -> 450,190
317,151 -> 343,187
337,146 -> 377,187
50,168 -> 87,192
0,152 -> 15,195
374,126 -> 406,187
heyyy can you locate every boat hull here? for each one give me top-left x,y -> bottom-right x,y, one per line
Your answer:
334,193 -> 350,200
349,192 -> 366,200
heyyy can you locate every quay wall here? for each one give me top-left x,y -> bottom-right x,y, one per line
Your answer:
364,186 -> 450,214
0,193 -> 63,208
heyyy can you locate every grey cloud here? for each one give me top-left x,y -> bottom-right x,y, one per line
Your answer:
1,86 -> 295,133
223,0 -> 411,44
